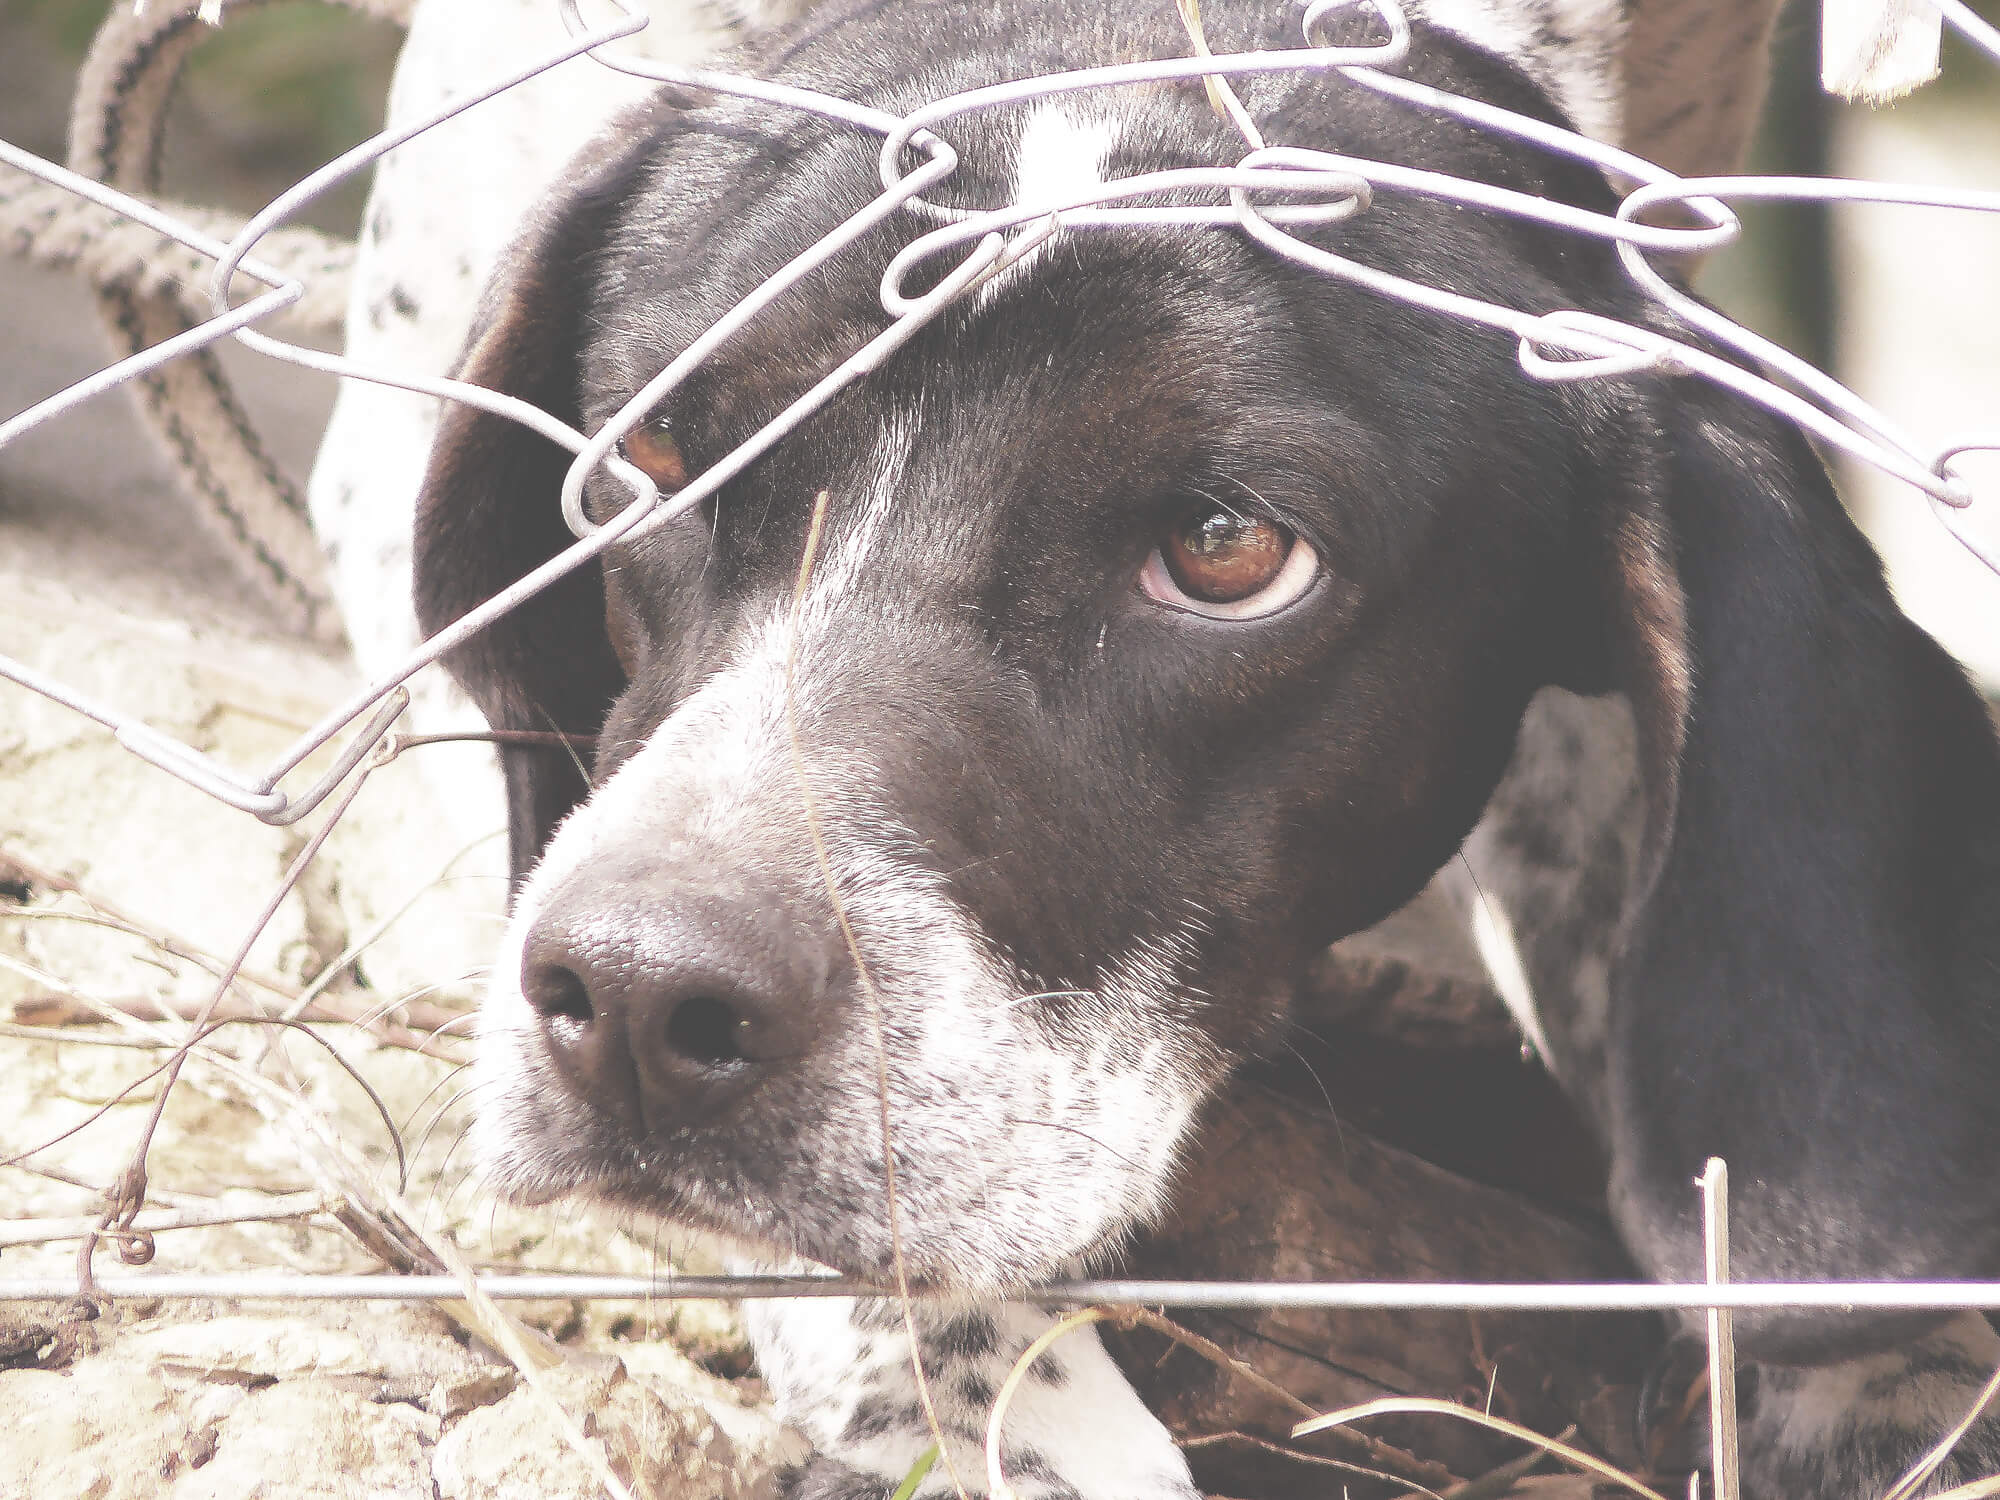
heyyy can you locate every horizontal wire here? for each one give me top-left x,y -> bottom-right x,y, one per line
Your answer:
7,1272 -> 2000,1311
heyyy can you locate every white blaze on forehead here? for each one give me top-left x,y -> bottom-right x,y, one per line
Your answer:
1012,102 -> 1119,211
976,104 -> 1121,307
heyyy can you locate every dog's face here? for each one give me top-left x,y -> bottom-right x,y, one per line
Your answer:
412,1 -> 1775,1291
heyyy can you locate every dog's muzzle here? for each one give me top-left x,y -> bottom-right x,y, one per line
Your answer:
472,603 -> 1225,1287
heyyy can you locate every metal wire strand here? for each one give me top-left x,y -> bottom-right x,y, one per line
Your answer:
2,0 -> 2000,1333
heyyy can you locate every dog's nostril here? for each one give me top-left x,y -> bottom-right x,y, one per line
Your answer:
665,993 -> 747,1067
524,963 -> 594,1026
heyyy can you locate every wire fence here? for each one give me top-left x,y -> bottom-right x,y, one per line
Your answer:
3,0 -> 2000,1494
4,0 -> 1999,827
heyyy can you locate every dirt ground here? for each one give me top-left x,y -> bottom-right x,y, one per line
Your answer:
0,269 -> 807,1497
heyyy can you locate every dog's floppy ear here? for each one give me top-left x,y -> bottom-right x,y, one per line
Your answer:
414,116 -> 670,885
1597,382 -> 2000,1344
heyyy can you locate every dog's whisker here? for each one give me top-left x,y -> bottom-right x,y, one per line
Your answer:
434,1160 -> 486,1225
407,1077 -> 485,1163
1000,1116 -> 1147,1177
399,1056 -> 478,1135
425,1117 -> 483,1211
416,1132 -> 474,1229
1275,1027 -> 1339,1122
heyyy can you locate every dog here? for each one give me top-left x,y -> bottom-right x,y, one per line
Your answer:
387,1 -> 2000,1495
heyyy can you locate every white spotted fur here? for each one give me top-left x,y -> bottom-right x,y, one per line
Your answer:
1408,0 -> 1624,146
308,0 -> 802,846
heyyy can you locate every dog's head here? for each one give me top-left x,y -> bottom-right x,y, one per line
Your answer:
413,0 -> 1979,1296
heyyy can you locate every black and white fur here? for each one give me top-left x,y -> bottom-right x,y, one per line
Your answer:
389,1 -> 2000,1495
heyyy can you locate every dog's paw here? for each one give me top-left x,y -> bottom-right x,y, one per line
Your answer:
1645,1314 -> 2000,1500
780,1454 -> 902,1500
749,1297 -> 1200,1500
1736,1313 -> 2000,1500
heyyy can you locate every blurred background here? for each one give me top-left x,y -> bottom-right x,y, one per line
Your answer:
6,0 -> 401,232
1696,0 -> 2000,690
1,0 -> 401,626
2,0 -> 1997,682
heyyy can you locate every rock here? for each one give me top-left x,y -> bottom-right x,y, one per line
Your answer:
120,1304 -> 496,1394
123,1316 -> 378,1384
432,1362 -> 798,1500
0,562 -> 506,1036
430,1365 -> 519,1419
0,1301 -> 797,1499
3,1363 -> 188,1500
166,1380 -> 433,1499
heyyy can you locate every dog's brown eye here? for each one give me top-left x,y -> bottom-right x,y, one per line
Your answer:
1138,508 -> 1320,620
618,422 -> 687,491
1165,513 -> 1289,601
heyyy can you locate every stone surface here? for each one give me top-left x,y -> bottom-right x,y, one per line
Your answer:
5,1363 -> 188,1500
118,1303 -> 496,1390
431,1363 -> 803,1500
0,1304 -> 793,1500
168,1380 -> 435,1499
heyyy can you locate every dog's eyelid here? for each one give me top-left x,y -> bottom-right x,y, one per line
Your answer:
1166,482 -> 1323,551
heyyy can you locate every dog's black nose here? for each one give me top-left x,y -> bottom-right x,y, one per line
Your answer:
519,883 -> 827,1133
